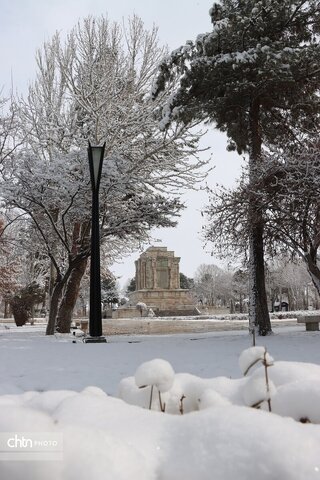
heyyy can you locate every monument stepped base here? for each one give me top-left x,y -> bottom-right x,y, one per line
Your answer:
112,305 -> 200,319
128,289 -> 195,311
113,289 -> 200,318
157,308 -> 200,317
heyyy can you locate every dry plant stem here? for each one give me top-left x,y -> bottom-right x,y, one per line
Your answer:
158,390 -> 166,412
149,385 -> 154,410
179,395 -> 186,415
243,357 -> 262,376
264,350 -> 272,412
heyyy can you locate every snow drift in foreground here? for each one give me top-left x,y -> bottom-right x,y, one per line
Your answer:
0,353 -> 320,479
0,385 -> 319,480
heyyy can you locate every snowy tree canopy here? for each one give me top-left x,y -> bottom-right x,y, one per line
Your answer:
0,15 -> 210,334
153,0 -> 320,153
7,15 -> 209,263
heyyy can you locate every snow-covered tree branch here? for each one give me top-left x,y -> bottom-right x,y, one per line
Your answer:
1,15 -> 209,334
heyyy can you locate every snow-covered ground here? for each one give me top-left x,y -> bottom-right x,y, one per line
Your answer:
0,323 -> 319,479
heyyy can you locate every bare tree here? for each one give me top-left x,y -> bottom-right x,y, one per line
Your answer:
255,141 -> 320,296
2,15 -> 208,334
194,263 -> 232,308
204,140 -> 320,303
0,95 -> 24,169
267,258 -> 313,311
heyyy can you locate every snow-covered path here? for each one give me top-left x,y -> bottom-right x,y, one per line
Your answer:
0,324 -> 319,395
1,324 -> 320,479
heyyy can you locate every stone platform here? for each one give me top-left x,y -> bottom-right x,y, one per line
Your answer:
129,288 -> 196,312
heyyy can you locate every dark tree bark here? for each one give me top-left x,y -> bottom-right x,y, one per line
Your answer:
46,255 -> 89,335
248,222 -> 271,335
248,100 -> 272,335
4,300 -> 11,318
56,257 -> 88,333
305,251 -> 320,297
45,221 -> 90,335
46,277 -> 66,335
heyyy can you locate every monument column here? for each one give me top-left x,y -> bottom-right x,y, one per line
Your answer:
173,259 -> 180,289
152,258 -> 157,288
142,260 -> 146,289
135,260 -> 140,290
168,258 -> 173,289
145,258 -> 152,289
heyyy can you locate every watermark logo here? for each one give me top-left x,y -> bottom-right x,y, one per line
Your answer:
0,433 -> 63,461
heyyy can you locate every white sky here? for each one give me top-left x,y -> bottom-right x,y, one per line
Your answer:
0,0 -> 244,286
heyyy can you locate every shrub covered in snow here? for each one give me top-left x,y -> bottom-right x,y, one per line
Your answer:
135,358 -> 175,392
239,346 -> 274,375
136,302 -> 148,317
239,346 -> 275,410
119,347 -> 320,425
134,358 -> 175,411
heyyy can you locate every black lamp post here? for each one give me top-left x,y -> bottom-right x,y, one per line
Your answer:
84,141 -> 107,343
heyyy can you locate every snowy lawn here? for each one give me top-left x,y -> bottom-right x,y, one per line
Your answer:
0,324 -> 320,479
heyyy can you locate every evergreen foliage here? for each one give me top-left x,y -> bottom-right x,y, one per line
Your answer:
153,0 -> 320,151
153,0 -> 320,335
179,272 -> 194,290
126,277 -> 137,294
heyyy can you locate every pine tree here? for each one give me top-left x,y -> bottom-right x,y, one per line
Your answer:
153,0 -> 320,335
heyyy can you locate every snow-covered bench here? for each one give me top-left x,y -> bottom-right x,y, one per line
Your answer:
297,315 -> 320,331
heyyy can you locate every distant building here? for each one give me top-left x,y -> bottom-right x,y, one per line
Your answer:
113,246 -> 199,318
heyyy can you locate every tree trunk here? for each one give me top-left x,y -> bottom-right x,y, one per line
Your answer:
239,293 -> 243,313
315,293 -> 319,310
4,300 -> 11,318
248,222 -> 271,335
56,257 -> 88,333
46,279 -> 65,335
230,298 -> 235,314
248,100 -> 272,336
305,252 -> 320,297
45,218 -> 90,335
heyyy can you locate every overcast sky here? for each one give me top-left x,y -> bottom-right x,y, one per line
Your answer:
0,0 -> 244,286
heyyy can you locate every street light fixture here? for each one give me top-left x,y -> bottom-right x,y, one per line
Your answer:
84,141 -> 107,343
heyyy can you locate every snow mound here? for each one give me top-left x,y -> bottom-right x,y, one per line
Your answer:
198,389 -> 231,410
81,386 -> 108,397
0,391 -> 320,480
239,346 -> 274,375
134,358 -> 175,392
272,380 -> 320,423
241,376 -> 276,408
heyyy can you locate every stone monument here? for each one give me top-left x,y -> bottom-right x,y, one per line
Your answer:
113,246 -> 199,318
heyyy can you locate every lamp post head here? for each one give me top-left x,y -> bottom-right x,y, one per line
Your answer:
88,142 -> 106,191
